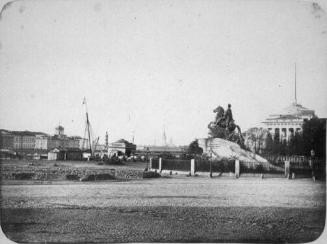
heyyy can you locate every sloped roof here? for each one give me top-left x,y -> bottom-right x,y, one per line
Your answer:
115,139 -> 131,144
11,130 -> 48,136
280,102 -> 315,116
269,102 -> 315,119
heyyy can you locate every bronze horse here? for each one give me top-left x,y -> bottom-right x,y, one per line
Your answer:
208,106 -> 244,143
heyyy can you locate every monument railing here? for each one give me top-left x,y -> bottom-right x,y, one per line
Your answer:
265,155 -> 311,166
195,158 -> 235,173
162,158 -> 191,171
151,158 -> 159,169
148,156 -> 324,180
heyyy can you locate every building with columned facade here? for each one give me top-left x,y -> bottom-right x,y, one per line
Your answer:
262,65 -> 315,142
262,102 -> 315,142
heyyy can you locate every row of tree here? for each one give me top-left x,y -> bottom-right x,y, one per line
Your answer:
264,117 -> 326,158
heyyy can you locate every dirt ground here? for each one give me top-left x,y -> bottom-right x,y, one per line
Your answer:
0,159 -> 148,181
1,175 -> 326,243
0,159 -> 148,172
2,206 -> 325,243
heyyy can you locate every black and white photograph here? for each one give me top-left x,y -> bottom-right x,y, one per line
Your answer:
0,0 -> 326,243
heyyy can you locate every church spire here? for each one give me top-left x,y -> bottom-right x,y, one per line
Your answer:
294,63 -> 297,104
162,125 -> 167,146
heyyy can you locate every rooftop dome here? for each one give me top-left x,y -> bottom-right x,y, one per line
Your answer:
280,102 -> 315,116
267,102 -> 315,120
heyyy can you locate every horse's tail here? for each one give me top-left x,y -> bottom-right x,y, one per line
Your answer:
235,125 -> 244,141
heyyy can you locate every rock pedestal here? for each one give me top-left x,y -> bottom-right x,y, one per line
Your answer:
197,137 -> 268,164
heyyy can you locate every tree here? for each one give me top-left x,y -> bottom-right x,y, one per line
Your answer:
264,133 -> 273,154
187,140 -> 203,156
302,117 -> 326,158
272,132 -> 281,155
280,139 -> 287,156
244,127 -> 269,154
288,132 -> 304,155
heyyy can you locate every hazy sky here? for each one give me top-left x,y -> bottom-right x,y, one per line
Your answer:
0,0 -> 327,145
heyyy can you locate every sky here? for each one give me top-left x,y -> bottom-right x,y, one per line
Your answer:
0,0 -> 327,146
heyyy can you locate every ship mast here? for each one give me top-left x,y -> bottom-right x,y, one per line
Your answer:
83,97 -> 93,155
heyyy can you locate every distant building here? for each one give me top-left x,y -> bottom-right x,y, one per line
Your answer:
48,148 -> 83,161
95,144 -> 106,151
73,136 -> 89,150
35,135 -> 48,150
48,148 -> 65,161
47,127 -> 80,150
1,126 -> 88,153
11,131 -> 47,151
63,137 -> 80,149
65,148 -> 83,160
1,130 -> 48,151
47,136 -> 62,150
262,66 -> 315,142
136,145 -> 185,157
108,139 -> 136,156
262,103 -> 315,142
0,130 -> 14,150
55,125 -> 65,138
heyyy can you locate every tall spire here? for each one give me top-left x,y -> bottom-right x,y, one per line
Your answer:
105,131 -> 108,149
294,63 -> 297,104
162,125 -> 167,146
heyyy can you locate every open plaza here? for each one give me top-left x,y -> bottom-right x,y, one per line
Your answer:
0,159 -> 325,243
1,1 -> 327,243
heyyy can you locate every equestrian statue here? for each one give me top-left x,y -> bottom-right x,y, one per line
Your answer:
208,104 -> 244,146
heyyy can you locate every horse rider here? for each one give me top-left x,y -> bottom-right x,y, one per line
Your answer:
224,104 -> 233,127
215,108 -> 224,126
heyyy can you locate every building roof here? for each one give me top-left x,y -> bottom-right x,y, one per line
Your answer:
0,129 -> 12,135
278,102 -> 315,116
265,102 -> 315,121
115,139 -> 131,144
70,136 -> 83,139
10,130 -> 48,136
108,139 -> 136,150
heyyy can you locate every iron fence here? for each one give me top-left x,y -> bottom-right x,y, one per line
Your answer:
195,158 -> 235,173
151,158 -> 159,169
162,159 -> 191,171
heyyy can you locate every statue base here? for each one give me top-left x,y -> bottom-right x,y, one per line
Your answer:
197,137 -> 268,164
